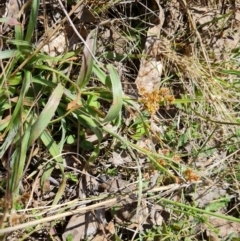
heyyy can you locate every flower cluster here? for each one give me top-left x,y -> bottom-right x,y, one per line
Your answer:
139,87 -> 175,115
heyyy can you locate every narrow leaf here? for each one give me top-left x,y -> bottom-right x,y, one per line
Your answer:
40,130 -> 65,205
0,50 -> 18,59
102,65 -> 123,123
77,28 -> 98,88
28,84 -> 64,145
25,0 -> 40,41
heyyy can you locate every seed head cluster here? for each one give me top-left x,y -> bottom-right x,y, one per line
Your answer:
139,87 -> 175,114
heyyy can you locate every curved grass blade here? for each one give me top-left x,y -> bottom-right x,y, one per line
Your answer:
28,83 -> 64,145
76,28 -> 98,88
92,63 -> 111,88
102,64 -> 123,124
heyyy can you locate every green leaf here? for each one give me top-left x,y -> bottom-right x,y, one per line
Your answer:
102,64 -> 123,123
77,28 -> 98,88
80,139 -> 94,150
25,0 -> 40,41
0,71 -> 31,158
205,198 -> 230,212
28,83 -> 64,145
7,40 -> 32,47
0,50 -> 19,59
40,130 -> 66,205
220,69 -> 240,76
66,135 -> 75,145
93,63 -> 111,88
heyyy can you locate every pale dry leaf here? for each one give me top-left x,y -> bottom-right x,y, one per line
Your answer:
115,198 -> 166,226
203,217 -> 240,239
161,0 -> 181,36
189,185 -> 227,208
115,198 -> 148,224
191,7 -> 215,31
62,171 -> 103,241
135,58 -> 163,93
109,150 -> 132,167
102,178 -> 136,194
62,212 -> 98,241
149,204 -> 164,225
106,221 -> 115,235
135,0 -> 164,93
42,32 -> 66,57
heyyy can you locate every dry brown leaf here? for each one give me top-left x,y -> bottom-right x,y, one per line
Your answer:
100,178 -> 136,194
66,99 -> 82,111
189,185 -> 227,208
106,221 -> 115,235
135,58 -> 163,93
114,198 -> 165,227
42,32 -> 66,57
91,233 -> 108,241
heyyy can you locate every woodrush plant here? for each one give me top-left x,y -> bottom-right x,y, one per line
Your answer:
0,0 -> 126,228
0,0 -> 240,239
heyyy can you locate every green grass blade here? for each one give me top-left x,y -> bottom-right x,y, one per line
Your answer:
92,63 -> 111,88
77,110 -> 103,163
76,28 -> 98,88
7,40 -> 32,47
10,125 -> 31,201
40,130 -> 66,205
14,24 -> 23,41
0,71 -> 31,158
0,50 -> 19,59
220,69 -> 240,76
25,0 -> 40,41
28,83 -> 64,145
102,64 -> 123,123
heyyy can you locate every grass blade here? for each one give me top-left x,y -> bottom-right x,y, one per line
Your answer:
28,83 -> 64,145
76,28 -> 98,88
25,0 -> 40,41
0,50 -> 19,59
40,130 -> 66,205
102,64 -> 123,123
